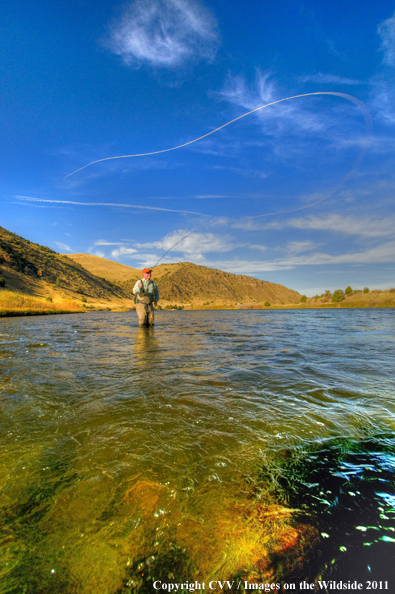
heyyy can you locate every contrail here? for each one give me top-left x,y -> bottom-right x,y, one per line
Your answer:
61,91 -> 372,268
15,196 -> 206,216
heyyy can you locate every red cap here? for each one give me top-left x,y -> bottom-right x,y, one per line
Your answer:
142,267 -> 152,274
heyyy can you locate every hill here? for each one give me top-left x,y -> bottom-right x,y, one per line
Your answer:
68,256 -> 302,307
67,253 -> 141,284
0,226 -> 133,309
302,288 -> 395,309
147,262 -> 301,306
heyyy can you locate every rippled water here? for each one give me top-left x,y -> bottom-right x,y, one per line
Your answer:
0,309 -> 394,593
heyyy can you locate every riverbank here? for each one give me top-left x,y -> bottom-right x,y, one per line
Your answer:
0,290 -> 85,317
178,288 -> 395,310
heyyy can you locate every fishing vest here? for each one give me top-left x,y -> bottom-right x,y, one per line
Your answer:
134,280 -> 155,305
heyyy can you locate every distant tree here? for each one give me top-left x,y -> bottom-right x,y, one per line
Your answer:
332,289 -> 345,303
363,287 -> 369,293
300,295 -> 307,303
345,286 -> 352,294
264,301 -> 271,307
325,290 -> 332,297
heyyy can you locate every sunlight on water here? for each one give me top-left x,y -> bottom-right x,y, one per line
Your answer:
0,310 -> 394,592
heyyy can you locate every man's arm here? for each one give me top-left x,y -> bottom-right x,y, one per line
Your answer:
132,279 -> 143,295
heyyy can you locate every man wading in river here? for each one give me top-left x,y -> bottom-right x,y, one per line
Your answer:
132,268 -> 159,327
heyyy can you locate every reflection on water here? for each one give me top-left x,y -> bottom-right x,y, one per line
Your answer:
0,310 -> 394,592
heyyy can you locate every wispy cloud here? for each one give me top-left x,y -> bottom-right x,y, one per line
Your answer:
216,71 -> 333,138
104,0 -> 219,69
111,247 -> 138,258
264,214 -> 395,238
94,240 -> 130,246
195,240 -> 395,274
54,242 -> 72,252
286,240 -> 318,254
136,229 -> 236,257
378,11 -> 395,67
15,196 -> 206,216
299,72 -> 362,85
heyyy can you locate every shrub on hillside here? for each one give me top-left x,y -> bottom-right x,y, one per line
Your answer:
363,287 -> 369,293
300,295 -> 307,303
345,286 -> 352,294
81,296 -> 87,303
45,297 -> 52,302
0,277 -> 5,288
332,289 -> 345,303
264,301 -> 270,307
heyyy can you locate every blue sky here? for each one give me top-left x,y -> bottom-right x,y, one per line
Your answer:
2,0 -> 395,295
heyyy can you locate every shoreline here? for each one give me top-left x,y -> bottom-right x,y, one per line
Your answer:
0,308 -> 86,318
1,302 -> 395,318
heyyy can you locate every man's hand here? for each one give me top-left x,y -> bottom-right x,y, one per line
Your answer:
154,302 -> 158,307
138,282 -> 143,289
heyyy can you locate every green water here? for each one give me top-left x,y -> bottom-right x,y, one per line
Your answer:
0,310 -> 394,593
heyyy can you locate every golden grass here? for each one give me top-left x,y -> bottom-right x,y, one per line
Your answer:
67,253 -> 141,283
0,290 -> 85,316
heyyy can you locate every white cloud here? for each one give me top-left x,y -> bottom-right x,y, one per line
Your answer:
299,72 -> 362,85
111,247 -> 138,257
94,240 -> 129,246
105,0 -> 219,69
266,214 -> 395,238
278,240 -> 395,267
217,71 -> 331,138
378,12 -> 395,67
136,229 -> 235,257
251,244 -> 267,252
193,239 -> 395,275
53,242 -> 72,252
287,241 -> 318,254
94,251 -> 105,258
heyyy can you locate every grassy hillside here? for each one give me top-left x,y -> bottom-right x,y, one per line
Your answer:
67,253 -> 141,284
302,288 -> 395,308
0,226 -> 133,310
0,290 -> 85,317
142,262 -> 301,306
69,257 -> 302,306
4,227 -> 393,313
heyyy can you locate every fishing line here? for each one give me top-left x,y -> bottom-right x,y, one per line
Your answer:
64,91 -> 372,268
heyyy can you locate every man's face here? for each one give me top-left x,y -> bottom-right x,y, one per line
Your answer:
143,271 -> 151,281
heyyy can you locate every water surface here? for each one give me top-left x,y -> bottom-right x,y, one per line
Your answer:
0,310 -> 394,592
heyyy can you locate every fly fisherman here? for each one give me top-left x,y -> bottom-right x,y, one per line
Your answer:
132,267 -> 159,327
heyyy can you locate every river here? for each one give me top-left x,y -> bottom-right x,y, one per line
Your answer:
0,309 -> 394,593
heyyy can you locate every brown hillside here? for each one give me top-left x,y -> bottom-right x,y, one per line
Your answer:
67,254 -> 141,284
65,255 -> 301,306
125,262 -> 302,306
0,226 -> 132,307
